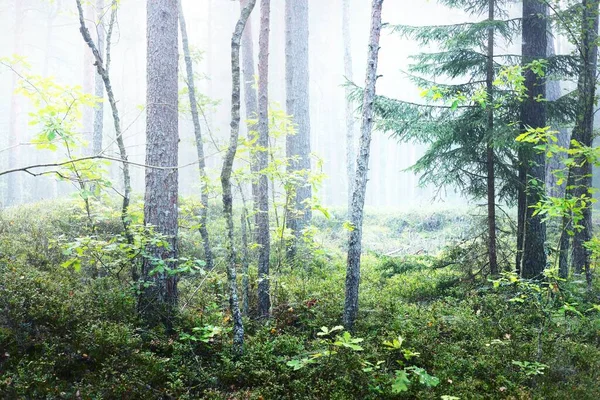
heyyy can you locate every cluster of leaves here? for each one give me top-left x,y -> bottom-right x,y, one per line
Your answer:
285,325 -> 441,396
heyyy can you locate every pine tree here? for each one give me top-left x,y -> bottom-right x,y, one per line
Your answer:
140,0 -> 180,328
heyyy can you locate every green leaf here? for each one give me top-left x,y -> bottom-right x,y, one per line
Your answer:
391,370 -> 410,393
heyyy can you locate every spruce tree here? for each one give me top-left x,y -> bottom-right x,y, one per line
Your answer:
353,0 -> 576,275
368,0 -> 522,275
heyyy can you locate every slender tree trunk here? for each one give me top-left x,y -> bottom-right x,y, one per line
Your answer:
241,0 -> 259,230
520,0 -> 548,279
257,0 -> 272,319
569,0 -> 598,287
558,208 -> 572,278
76,0 -> 132,243
179,0 -> 215,271
343,0 -> 384,331
222,0 -> 256,353
83,2 -> 95,153
516,159 -> 526,274
343,0 -> 356,212
241,205 -> 250,316
7,0 -> 25,207
93,0 -> 105,155
546,31 -> 569,199
486,0 -> 498,276
140,0 -> 180,327
285,0 -> 312,251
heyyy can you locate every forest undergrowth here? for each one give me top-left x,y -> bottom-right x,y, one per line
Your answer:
1,199 -> 599,399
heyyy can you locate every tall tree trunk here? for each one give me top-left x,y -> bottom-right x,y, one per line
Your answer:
570,0 -> 598,287
140,0 -> 180,327
241,0 -> 259,231
7,0 -> 25,207
93,0 -> 105,155
486,0 -> 498,276
77,0 -> 132,243
179,0 -> 215,271
257,0 -> 272,319
520,0 -> 548,279
343,0 -> 355,212
285,0 -> 312,251
343,0 -> 384,332
221,0 -> 256,353
546,28 -> 570,280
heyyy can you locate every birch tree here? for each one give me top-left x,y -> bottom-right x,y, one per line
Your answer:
221,0 -> 257,352
76,0 -> 132,241
343,0 -> 384,331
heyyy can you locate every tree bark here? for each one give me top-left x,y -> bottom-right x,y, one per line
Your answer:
343,0 -> 356,212
486,0 -> 498,276
285,0 -> 312,250
257,0 -> 272,319
569,0 -> 598,287
179,0 -> 215,271
221,0 -> 256,353
343,0 -> 384,332
520,0 -> 548,279
140,0 -> 180,327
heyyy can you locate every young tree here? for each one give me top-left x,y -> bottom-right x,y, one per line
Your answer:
342,0 -> 356,211
343,0 -> 384,331
140,0 -> 180,326
257,0 -> 271,319
519,0 -> 548,279
76,0 -> 132,241
285,0 -> 312,249
221,0 -> 257,352
178,0 -> 215,271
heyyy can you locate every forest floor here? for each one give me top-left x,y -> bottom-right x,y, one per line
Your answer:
0,199 -> 599,399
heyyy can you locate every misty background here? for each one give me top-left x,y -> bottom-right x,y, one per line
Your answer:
0,0 -> 578,209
